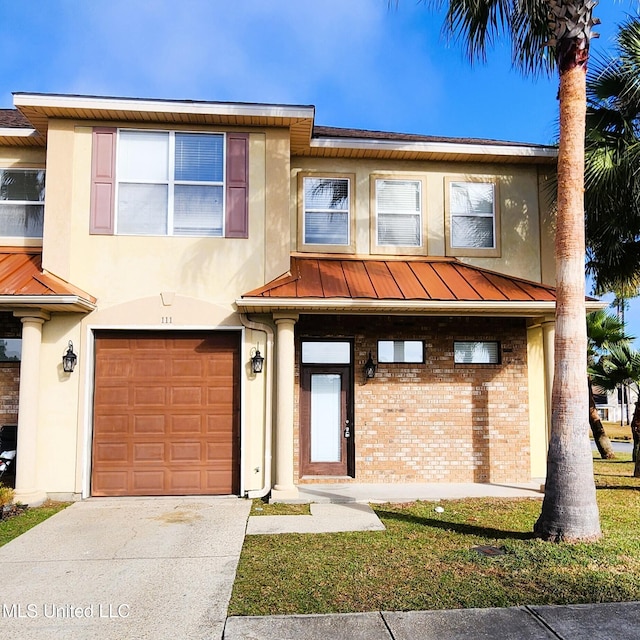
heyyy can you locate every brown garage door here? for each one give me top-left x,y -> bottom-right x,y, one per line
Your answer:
92,331 -> 240,496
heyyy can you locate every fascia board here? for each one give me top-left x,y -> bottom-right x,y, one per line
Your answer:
0,295 -> 96,311
0,127 -> 38,137
13,93 -> 315,121
311,136 -> 558,160
237,297 -> 606,315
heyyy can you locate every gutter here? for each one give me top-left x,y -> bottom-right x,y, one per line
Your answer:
237,298 -> 606,316
0,295 -> 97,312
239,314 -> 275,500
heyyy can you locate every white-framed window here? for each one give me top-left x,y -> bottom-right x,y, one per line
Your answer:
375,178 -> 422,247
378,340 -> 424,363
302,341 -> 351,364
449,181 -> 496,249
302,177 -> 350,246
454,341 -> 500,364
0,169 -> 45,237
116,130 -> 225,236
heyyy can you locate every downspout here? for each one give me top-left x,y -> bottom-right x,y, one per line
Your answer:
240,313 -> 274,499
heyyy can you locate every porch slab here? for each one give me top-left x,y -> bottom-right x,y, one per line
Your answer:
292,481 -> 544,504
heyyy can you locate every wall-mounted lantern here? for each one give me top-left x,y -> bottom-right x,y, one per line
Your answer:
250,345 -> 264,374
364,351 -> 376,379
62,340 -> 78,373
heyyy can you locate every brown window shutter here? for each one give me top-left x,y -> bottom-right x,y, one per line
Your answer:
225,133 -> 249,238
90,127 -> 116,235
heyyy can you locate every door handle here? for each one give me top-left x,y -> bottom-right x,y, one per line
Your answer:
344,419 -> 351,438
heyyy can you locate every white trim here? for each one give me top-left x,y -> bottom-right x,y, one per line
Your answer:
0,128 -> 37,137
237,297 -> 606,315
0,295 -> 96,310
311,136 -> 558,160
14,93 -> 315,121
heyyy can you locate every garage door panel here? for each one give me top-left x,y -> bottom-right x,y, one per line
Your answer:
92,331 -> 239,496
133,386 -> 167,406
94,442 -> 129,463
94,415 -> 129,435
169,470 -> 203,493
133,442 -> 165,462
132,470 -> 165,492
133,415 -> 167,434
169,442 -> 202,462
206,470 -> 234,493
170,415 -> 202,434
95,386 -> 131,406
207,442 -> 235,461
92,471 -> 129,496
171,358 -> 205,377
170,387 -> 203,406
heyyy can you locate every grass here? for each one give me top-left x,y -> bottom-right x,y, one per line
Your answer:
0,501 -> 69,547
600,421 -> 634,441
229,456 -> 640,616
250,498 -> 310,516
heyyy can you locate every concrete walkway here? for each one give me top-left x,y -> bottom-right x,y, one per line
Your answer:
0,496 -> 250,640
294,481 -> 544,504
224,602 -> 640,639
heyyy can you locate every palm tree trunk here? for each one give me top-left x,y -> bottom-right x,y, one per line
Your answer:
588,381 -> 615,459
534,62 -> 601,542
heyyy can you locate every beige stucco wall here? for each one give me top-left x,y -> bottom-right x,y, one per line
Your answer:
31,118 -> 292,497
526,322 -> 549,478
292,157 -> 553,284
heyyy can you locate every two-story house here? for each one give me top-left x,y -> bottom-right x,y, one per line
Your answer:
0,93 -> 601,504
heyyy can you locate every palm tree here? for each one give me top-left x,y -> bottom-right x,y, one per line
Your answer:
590,343 -> 640,477
585,16 -> 640,295
415,0 -> 602,540
587,309 -> 632,458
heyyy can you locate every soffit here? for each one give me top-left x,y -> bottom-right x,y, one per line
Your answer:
298,126 -> 557,165
0,248 -> 96,312
12,94 -> 557,163
238,255 -> 601,317
0,109 -> 45,147
13,93 -> 315,148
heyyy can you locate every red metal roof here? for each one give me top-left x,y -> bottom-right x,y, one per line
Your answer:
0,249 -> 95,311
239,256 -> 603,317
244,256 -> 557,302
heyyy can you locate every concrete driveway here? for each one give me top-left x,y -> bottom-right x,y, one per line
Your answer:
0,497 -> 251,640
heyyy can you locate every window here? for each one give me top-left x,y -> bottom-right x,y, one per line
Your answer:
116,131 -> 224,236
375,179 -> 422,247
0,339 -> 21,362
0,169 -> 45,237
378,340 -> 424,363
454,341 -> 500,364
446,179 -> 500,257
302,177 -> 350,246
302,341 -> 351,364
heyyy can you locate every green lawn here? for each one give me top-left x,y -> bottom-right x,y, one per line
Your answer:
229,457 -> 640,616
0,501 -> 69,547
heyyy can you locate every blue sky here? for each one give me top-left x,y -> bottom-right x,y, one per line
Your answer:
1,0 -> 638,332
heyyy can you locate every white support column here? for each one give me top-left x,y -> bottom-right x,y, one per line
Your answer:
270,313 -> 299,500
13,310 -> 49,506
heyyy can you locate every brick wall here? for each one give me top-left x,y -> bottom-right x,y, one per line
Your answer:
295,315 -> 530,485
0,313 -> 21,428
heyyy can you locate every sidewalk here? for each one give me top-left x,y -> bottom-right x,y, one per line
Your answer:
224,602 -> 640,639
